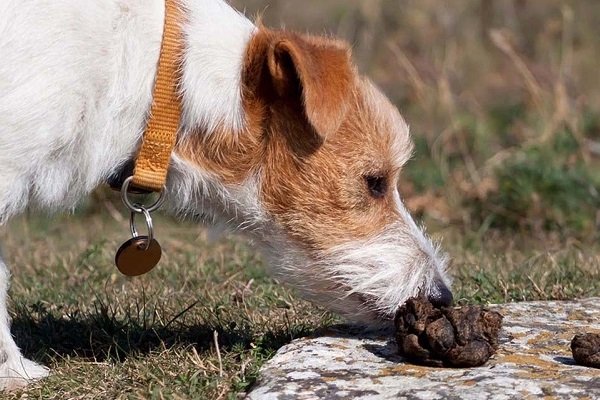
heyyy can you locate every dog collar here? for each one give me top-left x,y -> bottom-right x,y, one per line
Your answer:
130,0 -> 183,192
112,0 -> 183,276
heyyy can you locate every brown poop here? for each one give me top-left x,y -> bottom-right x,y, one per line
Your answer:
571,333 -> 600,368
395,297 -> 503,367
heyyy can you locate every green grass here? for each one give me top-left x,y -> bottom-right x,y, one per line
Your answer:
1,206 -> 598,399
466,129 -> 600,235
2,210 -> 336,399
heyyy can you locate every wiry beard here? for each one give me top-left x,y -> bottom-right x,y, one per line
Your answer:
259,223 -> 449,324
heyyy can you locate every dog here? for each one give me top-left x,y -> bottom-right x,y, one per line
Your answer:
0,0 -> 451,389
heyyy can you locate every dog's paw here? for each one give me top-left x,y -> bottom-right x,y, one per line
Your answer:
0,357 -> 49,391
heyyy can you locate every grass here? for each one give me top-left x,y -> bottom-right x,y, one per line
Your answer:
1,205 -> 598,399
2,209 -> 335,399
2,0 -> 600,398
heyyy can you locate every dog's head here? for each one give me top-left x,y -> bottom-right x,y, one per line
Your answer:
176,28 -> 451,322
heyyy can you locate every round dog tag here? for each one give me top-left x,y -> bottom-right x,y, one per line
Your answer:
115,236 -> 162,276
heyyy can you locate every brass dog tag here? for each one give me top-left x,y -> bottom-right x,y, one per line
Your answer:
115,236 -> 162,276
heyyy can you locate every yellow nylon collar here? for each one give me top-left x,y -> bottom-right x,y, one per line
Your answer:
132,0 -> 183,192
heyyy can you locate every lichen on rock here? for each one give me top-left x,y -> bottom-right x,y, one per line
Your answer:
247,299 -> 600,400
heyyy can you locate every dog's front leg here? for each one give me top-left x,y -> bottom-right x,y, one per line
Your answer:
0,251 -> 48,390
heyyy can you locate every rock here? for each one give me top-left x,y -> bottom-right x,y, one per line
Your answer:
571,333 -> 600,368
395,297 -> 503,367
246,298 -> 600,399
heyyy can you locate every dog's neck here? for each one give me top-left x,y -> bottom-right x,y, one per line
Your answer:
178,0 -> 256,136
161,1 -> 262,226
111,1 -> 257,192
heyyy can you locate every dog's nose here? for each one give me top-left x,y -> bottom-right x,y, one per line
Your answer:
428,281 -> 453,307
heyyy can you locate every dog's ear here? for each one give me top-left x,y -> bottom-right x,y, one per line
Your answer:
267,32 -> 354,138
246,29 -> 354,139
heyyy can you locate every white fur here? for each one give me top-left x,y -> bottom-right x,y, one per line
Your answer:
0,0 -> 164,219
393,190 -> 451,294
259,188 -> 449,323
180,0 -> 256,135
0,0 -> 255,221
0,0 -> 449,389
0,0 -> 258,389
167,155 -> 266,234
0,259 -> 49,390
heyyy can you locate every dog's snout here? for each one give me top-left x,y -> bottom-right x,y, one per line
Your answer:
428,281 -> 453,308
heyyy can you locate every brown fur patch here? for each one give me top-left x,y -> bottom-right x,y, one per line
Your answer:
260,84 -> 404,251
265,29 -> 353,138
176,27 -> 412,252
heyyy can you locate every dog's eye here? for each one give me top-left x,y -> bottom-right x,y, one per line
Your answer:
364,175 -> 387,199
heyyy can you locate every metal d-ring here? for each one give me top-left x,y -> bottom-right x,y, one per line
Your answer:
129,207 -> 154,250
120,176 -> 166,213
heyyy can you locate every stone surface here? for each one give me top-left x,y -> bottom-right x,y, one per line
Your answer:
247,298 -> 600,400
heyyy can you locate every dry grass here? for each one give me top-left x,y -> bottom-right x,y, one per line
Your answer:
1,205 -> 597,399
2,0 -> 599,398
2,207 -> 334,399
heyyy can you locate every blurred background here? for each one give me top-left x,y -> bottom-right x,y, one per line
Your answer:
232,0 -> 600,239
